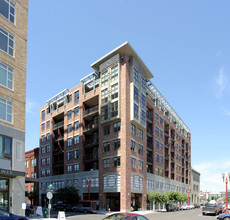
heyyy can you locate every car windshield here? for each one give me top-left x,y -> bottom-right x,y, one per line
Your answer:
206,204 -> 216,207
104,213 -> 131,219
0,209 -> 10,216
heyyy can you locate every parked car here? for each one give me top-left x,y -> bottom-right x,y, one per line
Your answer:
166,203 -> 179,211
72,200 -> 97,213
53,201 -> 73,211
202,202 -> 219,216
0,208 -> 28,220
217,213 -> 230,220
102,212 -> 149,220
181,204 -> 189,210
194,203 -> 200,208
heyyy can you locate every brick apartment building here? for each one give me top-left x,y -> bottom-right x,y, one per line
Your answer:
0,0 -> 28,214
39,42 -> 191,211
25,148 -> 39,206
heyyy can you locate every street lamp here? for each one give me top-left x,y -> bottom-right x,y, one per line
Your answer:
222,173 -> 230,214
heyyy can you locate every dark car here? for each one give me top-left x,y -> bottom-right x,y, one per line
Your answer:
0,208 -> 28,220
166,203 -> 179,212
103,212 -> 149,220
217,213 -> 230,220
53,202 -> 73,211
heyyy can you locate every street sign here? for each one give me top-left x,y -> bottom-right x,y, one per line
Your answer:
47,192 -> 53,200
46,188 -> 54,193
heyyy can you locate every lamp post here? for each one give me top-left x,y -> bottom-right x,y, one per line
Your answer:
86,178 -> 91,200
186,187 -> 191,205
222,173 -> 230,214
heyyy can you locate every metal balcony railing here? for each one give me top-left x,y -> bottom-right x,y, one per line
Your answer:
83,105 -> 99,117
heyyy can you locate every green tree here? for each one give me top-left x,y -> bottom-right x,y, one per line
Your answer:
55,186 -> 80,205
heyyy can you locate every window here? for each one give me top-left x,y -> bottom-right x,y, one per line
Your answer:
134,104 -> 138,120
0,0 -> 15,23
67,165 -> 72,173
111,83 -> 118,99
0,97 -> 12,123
160,130 -> 163,139
41,135 -> 45,142
155,126 -> 159,136
139,160 -> 143,170
114,139 -> 120,150
160,156 -> 163,164
67,110 -> 72,119
74,149 -> 79,159
141,77 -> 145,92
34,158 -> 37,166
103,125 -> 110,135
46,157 -> 50,165
74,106 -> 79,116
103,142 -> 110,152
141,110 -> 145,125
46,120 -> 50,129
46,169 -> 50,176
103,158 -> 110,168
138,144 -> 143,155
46,144 -> 50,153
74,91 -> 79,104
138,129 -> 143,139
113,121 -> 120,132
134,87 -> 139,103
155,153 -> 159,162
111,65 -> 118,81
41,146 -> 45,154
131,157 -> 136,168
41,123 -> 45,131
47,107 -> 50,114
31,159 -> 34,167
0,27 -> 14,56
41,158 -> 45,166
67,124 -> 72,133
131,124 -> 136,135
114,156 -> 120,167
160,117 -> 163,125
101,105 -> 108,121
74,135 -> 79,144
31,172 -> 34,178
41,170 -> 45,177
111,101 -> 118,117
141,94 -> 145,109
155,113 -> 159,122
101,88 -> 108,104
155,140 -> 159,149
160,143 -> 163,151
26,160 -> 28,168
101,71 -> 108,86
74,121 -> 79,130
46,133 -> 50,141
0,62 -> 13,89
67,152 -> 71,160
131,140 -> 135,151
74,163 -> 79,172
134,68 -> 138,84
67,137 -> 72,146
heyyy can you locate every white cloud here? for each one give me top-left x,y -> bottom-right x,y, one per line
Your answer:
26,100 -> 37,114
215,67 -> 228,98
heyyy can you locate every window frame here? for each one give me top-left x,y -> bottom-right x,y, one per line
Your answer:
0,27 -> 14,56
0,96 -> 12,123
0,61 -> 13,90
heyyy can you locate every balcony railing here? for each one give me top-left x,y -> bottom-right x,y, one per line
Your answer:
84,139 -> 99,148
171,146 -> 175,152
147,141 -> 153,150
54,136 -> 64,142
147,156 -> 153,164
147,128 -> 153,136
165,166 -> 169,171
164,130 -> 169,136
53,121 -> 64,130
147,113 -> 153,122
83,123 -> 99,133
84,154 -> 99,162
83,105 -> 99,117
165,154 -> 169,160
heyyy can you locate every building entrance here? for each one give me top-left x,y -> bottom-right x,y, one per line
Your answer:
106,193 -> 120,211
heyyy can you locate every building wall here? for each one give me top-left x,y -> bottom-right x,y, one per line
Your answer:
191,168 -> 200,204
0,0 -> 28,215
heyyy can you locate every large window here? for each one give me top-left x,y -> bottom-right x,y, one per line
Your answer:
133,68 -> 139,84
113,121 -> 120,132
111,83 -> 118,99
0,27 -> 14,56
111,101 -> 118,117
111,65 -> 119,81
101,105 -> 108,121
0,0 -> 15,23
103,158 -> 110,168
141,110 -> 145,125
0,62 -> 13,89
134,87 -> 139,103
1,136 -> 12,159
0,97 -> 12,123
101,71 -> 108,87
101,88 -> 108,104
134,104 -> 139,120
74,91 -> 79,104
0,179 -> 9,211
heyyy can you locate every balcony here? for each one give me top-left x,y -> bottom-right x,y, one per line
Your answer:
165,154 -> 169,160
83,123 -> 99,135
147,156 -> 153,164
164,130 -> 169,136
165,165 -> 169,171
53,121 -> 64,130
84,154 -> 99,162
84,139 -> 99,148
83,105 -> 99,120
171,134 -> 175,140
147,141 -> 153,150
171,146 -> 175,152
52,160 -> 64,167
53,136 -> 64,142
165,143 -> 169,148
147,128 -> 153,137
147,113 -> 153,123
171,169 -> 175,173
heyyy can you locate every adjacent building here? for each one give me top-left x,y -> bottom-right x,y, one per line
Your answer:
0,0 -> 28,214
39,42 -> 191,211
191,168 -> 200,204
25,148 -> 39,206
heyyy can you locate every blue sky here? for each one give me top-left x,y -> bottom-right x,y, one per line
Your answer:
26,0 -> 230,193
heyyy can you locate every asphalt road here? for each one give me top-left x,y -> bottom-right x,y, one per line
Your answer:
54,208 -> 220,220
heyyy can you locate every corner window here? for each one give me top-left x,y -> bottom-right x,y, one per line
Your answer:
0,0 -> 15,23
0,62 -> 13,89
114,139 -> 120,150
114,156 -> 120,167
0,97 -> 12,123
0,27 -> 14,56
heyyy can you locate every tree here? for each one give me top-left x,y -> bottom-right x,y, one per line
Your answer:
55,186 -> 80,205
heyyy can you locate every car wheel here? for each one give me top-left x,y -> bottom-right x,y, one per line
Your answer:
224,218 -> 230,220
202,212 -> 205,215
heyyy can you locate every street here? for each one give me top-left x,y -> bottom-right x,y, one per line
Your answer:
46,208 -> 221,220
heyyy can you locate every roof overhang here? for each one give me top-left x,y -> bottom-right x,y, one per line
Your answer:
91,41 -> 154,79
